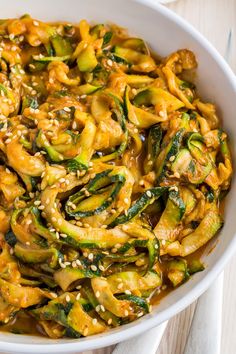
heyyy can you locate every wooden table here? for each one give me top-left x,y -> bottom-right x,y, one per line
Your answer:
85,1 -> 236,353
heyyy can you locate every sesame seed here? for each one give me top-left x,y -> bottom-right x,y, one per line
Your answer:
124,310 -> 129,316
65,294 -> 70,302
147,160 -> 153,166
107,59 -> 113,67
117,283 -> 123,290
137,311 -> 144,317
10,248 -> 14,255
76,259 -> 82,266
72,261 -> 77,268
134,128 -> 138,133
5,138 -> 12,144
99,264 -> 105,271
26,219 -> 32,225
100,305 -> 105,312
63,106 -> 71,112
108,318 -> 112,325
159,110 -> 165,117
101,224 -> 107,229
34,200 -> 41,206
92,318 -> 98,325
9,33 -> 15,40
169,155 -> 175,162
38,205 -> 45,210
59,178 -> 65,183
64,261 -> 71,266
88,253 -> 94,260
174,172 -> 180,178
26,241 -> 30,246
146,190 -> 152,198
51,217 -> 57,222
91,265 -> 98,271
125,290 -> 131,295
33,20 -> 39,26
95,305 -> 101,312
95,291 -> 100,298
76,285 -> 82,290
84,190 -> 90,197
60,233 -> 67,238
50,292 -> 58,298
80,94 -> 87,99
76,293 -> 81,300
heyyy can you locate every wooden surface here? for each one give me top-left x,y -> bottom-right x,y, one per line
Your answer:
84,1 -> 236,354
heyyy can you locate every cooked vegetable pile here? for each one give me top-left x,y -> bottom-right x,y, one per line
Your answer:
0,16 -> 232,338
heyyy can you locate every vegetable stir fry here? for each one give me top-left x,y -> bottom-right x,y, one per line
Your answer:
0,16 -> 232,338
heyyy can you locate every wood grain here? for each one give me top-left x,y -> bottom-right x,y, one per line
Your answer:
82,1 -> 236,353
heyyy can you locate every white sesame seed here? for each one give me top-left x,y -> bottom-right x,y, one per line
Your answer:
50,292 -> 58,298
72,121 -> 77,130
38,205 -> 45,210
76,293 -> 81,300
26,241 -> 30,246
107,59 -> 113,67
117,283 -> 123,290
169,155 -> 175,162
100,305 -> 105,312
76,285 -> 82,290
95,291 -> 100,298
80,94 -> 87,99
65,294 -> 70,302
34,200 -> 41,206
159,110 -> 165,117
95,305 -> 101,312
108,318 -> 112,325
76,259 -> 82,266
26,219 -> 32,225
59,178 -> 65,183
51,217 -> 57,222
124,310 -> 129,316
33,20 -> 39,26
125,290 -> 132,295
72,261 -> 77,268
92,318 -> 98,325
99,264 -> 105,271
137,311 -> 144,317
88,253 -> 94,260
91,265 -> 98,271
60,233 -> 67,238
63,106 -> 71,112
146,190 -> 152,198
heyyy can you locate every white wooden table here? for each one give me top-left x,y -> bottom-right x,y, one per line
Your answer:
84,1 -> 236,353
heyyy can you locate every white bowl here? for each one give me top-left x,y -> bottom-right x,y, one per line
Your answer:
0,0 -> 236,353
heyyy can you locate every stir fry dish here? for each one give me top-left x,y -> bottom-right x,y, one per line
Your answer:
0,16 -> 232,339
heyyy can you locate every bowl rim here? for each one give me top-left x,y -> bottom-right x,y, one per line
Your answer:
1,1 -> 236,352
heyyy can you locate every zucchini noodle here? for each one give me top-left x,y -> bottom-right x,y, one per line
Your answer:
0,15 -> 232,338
